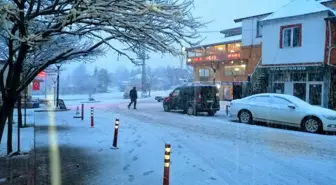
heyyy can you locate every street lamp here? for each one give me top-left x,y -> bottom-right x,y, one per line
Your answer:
55,64 -> 62,107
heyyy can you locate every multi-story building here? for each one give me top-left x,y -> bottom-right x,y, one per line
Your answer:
185,25 -> 262,100
254,0 -> 336,109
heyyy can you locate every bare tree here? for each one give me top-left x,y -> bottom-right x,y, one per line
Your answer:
0,0 -> 204,151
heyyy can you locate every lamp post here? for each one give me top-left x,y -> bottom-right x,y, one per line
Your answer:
55,64 -> 61,107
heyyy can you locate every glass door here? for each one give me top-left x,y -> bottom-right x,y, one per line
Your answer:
308,83 -> 323,106
293,83 -> 306,101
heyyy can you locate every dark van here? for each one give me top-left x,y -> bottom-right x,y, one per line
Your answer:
162,84 -> 220,116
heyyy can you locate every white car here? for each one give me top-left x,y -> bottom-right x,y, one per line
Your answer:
228,93 -> 336,133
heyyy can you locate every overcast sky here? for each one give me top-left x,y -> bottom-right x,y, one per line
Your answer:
63,0 -> 291,75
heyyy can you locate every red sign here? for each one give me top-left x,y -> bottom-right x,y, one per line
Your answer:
32,81 -> 40,91
228,53 -> 240,59
190,55 -> 217,62
38,71 -> 46,78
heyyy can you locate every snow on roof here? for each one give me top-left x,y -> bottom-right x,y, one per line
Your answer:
262,0 -> 336,22
185,35 -> 241,51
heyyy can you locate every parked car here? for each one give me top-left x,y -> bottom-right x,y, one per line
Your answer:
228,93 -> 336,133
155,96 -> 164,102
162,84 -> 220,116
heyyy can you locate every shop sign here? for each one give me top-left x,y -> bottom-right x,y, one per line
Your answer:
269,66 -> 306,71
190,55 -> 217,62
228,53 -> 240,59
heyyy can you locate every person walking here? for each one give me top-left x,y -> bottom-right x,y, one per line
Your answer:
128,86 -> 138,109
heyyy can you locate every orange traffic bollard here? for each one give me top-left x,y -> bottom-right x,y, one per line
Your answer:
163,144 -> 171,185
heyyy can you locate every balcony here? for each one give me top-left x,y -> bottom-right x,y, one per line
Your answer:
199,76 -> 210,81
186,41 -> 242,65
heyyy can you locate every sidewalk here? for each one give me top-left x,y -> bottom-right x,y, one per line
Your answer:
0,109 -> 35,185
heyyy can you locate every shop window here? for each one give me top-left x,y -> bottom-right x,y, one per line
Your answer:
273,73 -> 288,82
293,83 -> 306,101
224,64 -> 246,76
223,84 -> 233,100
280,24 -> 302,48
227,42 -> 241,53
273,83 -> 284,94
290,73 -> 306,81
308,73 -> 323,81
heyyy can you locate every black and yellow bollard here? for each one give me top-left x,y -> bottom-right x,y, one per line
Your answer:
163,143 -> 171,185
111,119 -> 119,149
90,107 -> 94,128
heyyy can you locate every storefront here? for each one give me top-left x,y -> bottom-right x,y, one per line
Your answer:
222,82 -> 245,100
264,65 -> 331,107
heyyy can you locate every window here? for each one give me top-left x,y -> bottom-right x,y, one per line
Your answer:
199,69 -> 210,77
273,73 -> 288,82
272,97 -> 291,105
172,89 -> 180,96
224,64 -> 246,76
256,21 -> 262,37
280,24 -> 302,48
273,83 -> 284,94
308,73 -> 323,81
227,42 -> 241,53
290,72 -> 306,81
249,96 -> 271,103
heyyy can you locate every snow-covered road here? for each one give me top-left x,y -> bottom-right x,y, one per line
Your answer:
32,96 -> 336,185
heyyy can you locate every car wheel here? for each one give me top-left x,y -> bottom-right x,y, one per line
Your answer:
208,111 -> 216,116
187,106 -> 196,116
302,117 -> 322,133
163,104 -> 170,112
239,110 -> 253,124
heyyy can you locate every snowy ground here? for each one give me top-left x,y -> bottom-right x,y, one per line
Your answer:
0,110 -> 35,156
2,91 -> 336,184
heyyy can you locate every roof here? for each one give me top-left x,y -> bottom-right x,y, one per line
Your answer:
219,27 -> 242,36
262,0 -> 336,22
234,12 -> 272,23
185,35 -> 241,51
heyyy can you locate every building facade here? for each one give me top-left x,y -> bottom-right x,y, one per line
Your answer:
186,27 -> 253,100
256,0 -> 336,109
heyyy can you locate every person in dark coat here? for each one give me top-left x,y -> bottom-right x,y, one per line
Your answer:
128,87 -> 138,109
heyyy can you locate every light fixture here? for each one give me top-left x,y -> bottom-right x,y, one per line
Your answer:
216,84 -> 221,89
241,60 -> 244,63
187,58 -> 191,62
218,47 -> 224,50
234,68 -> 240,71
241,64 -> 246,67
231,61 -> 234,64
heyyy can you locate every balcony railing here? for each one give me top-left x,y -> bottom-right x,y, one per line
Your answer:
199,76 -> 210,81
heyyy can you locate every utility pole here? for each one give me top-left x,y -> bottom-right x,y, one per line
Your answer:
136,47 -> 149,97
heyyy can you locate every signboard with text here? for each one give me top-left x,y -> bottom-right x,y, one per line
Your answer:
188,52 -> 241,63
269,66 -> 307,71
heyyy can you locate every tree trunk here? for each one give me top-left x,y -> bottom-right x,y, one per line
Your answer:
17,95 -> 23,128
7,104 -> 14,155
0,106 -> 9,144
